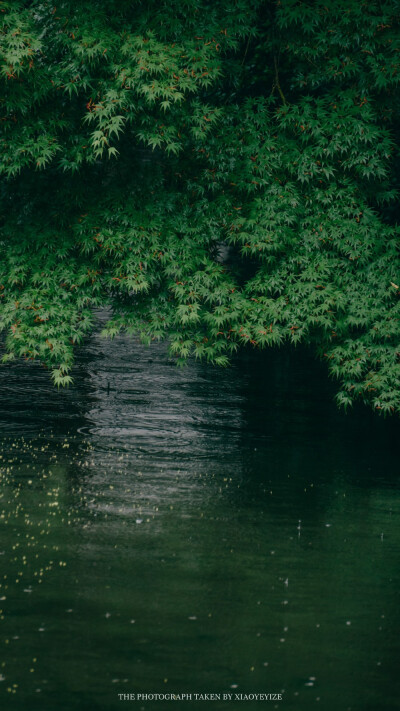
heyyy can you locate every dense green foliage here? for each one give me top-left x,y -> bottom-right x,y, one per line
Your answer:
1,0 -> 399,413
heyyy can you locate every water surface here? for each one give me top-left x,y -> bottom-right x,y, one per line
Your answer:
0,323 -> 399,711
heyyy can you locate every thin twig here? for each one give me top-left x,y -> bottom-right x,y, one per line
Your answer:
273,54 -> 287,105
240,34 -> 252,68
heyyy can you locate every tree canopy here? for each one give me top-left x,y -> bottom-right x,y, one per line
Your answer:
1,0 -> 399,413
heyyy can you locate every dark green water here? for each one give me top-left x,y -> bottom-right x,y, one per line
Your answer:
0,323 -> 399,711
